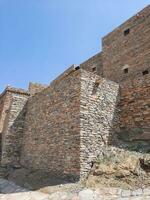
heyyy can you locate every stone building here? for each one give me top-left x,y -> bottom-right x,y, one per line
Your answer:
0,5 -> 149,180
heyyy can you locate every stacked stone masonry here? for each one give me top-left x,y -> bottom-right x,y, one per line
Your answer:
80,70 -> 119,179
119,74 -> 150,129
80,52 -> 103,76
19,69 -> 119,180
28,82 -> 48,96
21,68 -> 81,179
102,5 -> 150,82
0,5 -> 149,180
0,88 -> 30,166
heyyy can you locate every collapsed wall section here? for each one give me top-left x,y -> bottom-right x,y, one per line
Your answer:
20,68 -> 81,179
80,70 -> 120,178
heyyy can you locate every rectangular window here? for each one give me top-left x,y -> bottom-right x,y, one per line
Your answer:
124,28 -> 130,36
124,68 -> 128,74
92,67 -> 96,72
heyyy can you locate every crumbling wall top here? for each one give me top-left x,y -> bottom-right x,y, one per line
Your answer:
0,86 -> 30,99
28,82 -> 48,96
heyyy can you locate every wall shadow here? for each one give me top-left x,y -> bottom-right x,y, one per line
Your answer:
107,87 -> 150,154
0,103 -> 79,194
0,168 -> 78,194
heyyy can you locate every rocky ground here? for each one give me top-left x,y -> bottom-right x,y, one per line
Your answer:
0,147 -> 150,199
1,178 -> 150,200
0,179 -> 150,200
86,147 -> 150,190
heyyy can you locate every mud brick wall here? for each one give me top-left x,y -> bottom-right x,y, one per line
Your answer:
80,52 -> 103,76
80,70 -> 119,179
1,89 -> 29,166
102,5 -> 150,82
28,82 -> 48,96
20,68 -> 81,179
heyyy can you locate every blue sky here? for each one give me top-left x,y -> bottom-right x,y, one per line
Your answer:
0,0 -> 149,92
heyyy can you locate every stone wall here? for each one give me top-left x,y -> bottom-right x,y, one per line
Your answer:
19,69 -> 119,179
102,5 -> 150,82
1,88 -> 29,166
80,52 -> 103,76
80,70 -> 119,178
112,73 -> 150,152
0,94 -> 5,133
0,90 -> 13,159
0,5 -> 149,181
0,90 -> 12,134
119,74 -> 150,129
28,82 -> 48,96
20,67 -> 81,179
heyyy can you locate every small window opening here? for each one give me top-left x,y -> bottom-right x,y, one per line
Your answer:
124,28 -> 130,36
124,68 -> 128,74
92,67 -> 96,72
74,65 -> 80,70
142,70 -> 149,75
92,79 -> 100,95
